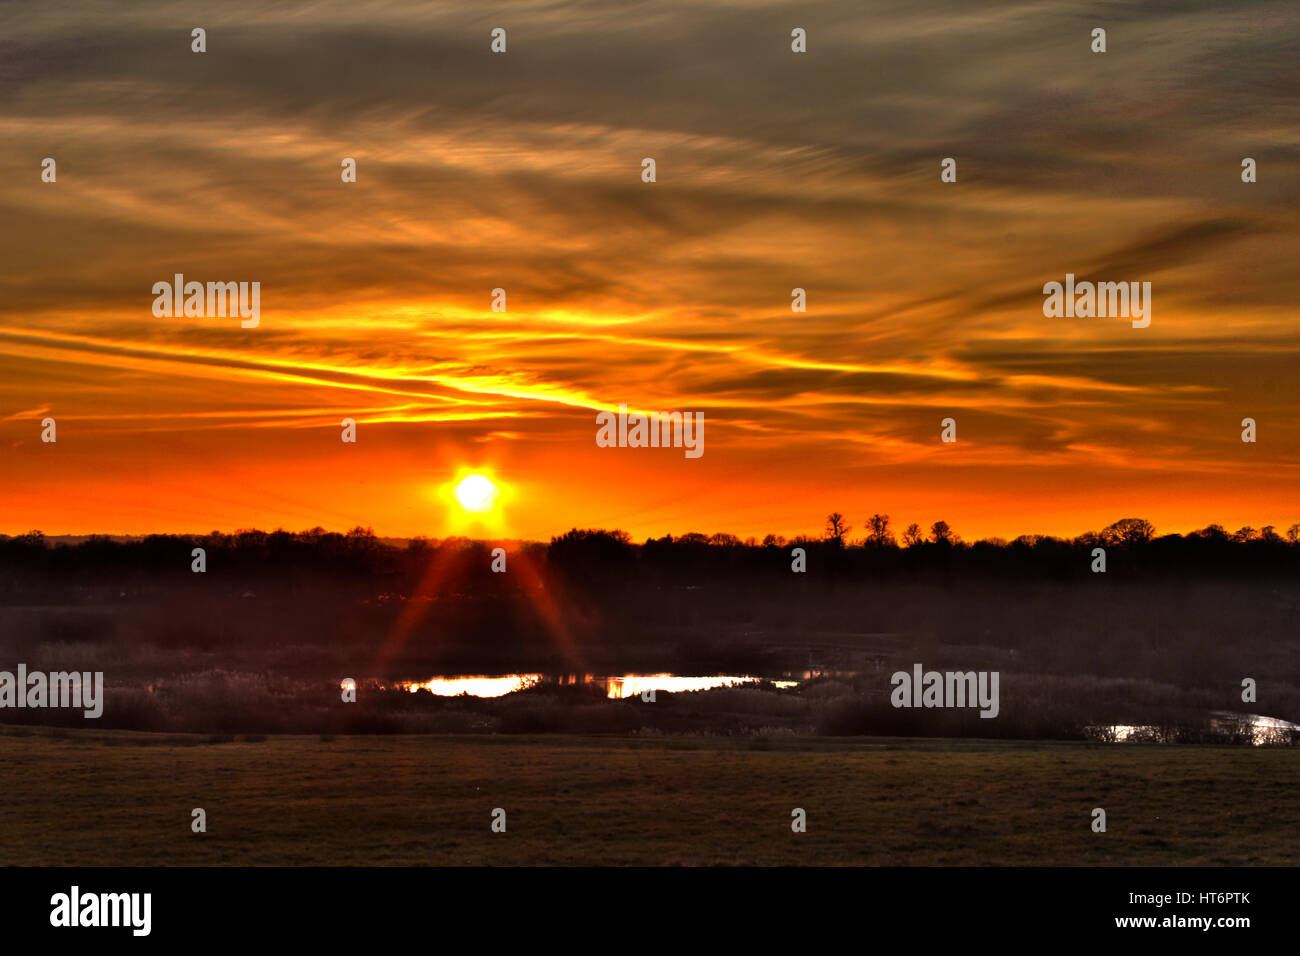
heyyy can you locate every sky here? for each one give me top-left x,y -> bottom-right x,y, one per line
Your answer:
1,0 -> 1298,543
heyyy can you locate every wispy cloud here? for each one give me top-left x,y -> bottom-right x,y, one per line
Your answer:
2,0 -> 1297,539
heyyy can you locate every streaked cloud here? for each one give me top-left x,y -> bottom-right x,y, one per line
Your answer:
2,0 -> 1297,540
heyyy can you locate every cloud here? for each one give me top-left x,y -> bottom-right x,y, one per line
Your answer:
2,0 -> 1297,538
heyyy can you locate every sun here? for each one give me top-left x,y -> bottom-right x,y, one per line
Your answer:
454,474 -> 498,513
440,468 -> 510,531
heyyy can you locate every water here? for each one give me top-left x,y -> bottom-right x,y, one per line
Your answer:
401,675 -> 542,698
372,676 -> 1298,744
391,673 -> 772,699
1088,712 -> 1299,746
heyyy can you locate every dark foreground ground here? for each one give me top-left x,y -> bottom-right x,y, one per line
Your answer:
1,727 -> 1296,865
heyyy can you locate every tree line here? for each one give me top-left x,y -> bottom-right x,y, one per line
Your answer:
1,515 -> 1298,595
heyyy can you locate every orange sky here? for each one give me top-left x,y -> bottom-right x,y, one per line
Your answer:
2,1 -> 1298,543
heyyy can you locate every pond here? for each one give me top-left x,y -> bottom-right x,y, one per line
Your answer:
392,673 -> 780,699
1087,712 -> 1299,746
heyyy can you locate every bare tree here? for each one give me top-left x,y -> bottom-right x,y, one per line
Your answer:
929,520 -> 957,545
865,513 -> 894,548
903,523 -> 924,547
824,512 -> 851,545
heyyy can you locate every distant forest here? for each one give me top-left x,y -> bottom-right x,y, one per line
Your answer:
2,515 -> 1299,598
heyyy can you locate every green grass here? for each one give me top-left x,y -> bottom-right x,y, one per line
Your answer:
0,727 -> 1296,865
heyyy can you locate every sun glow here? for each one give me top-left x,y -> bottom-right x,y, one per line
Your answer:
435,467 -> 511,534
455,474 -> 498,512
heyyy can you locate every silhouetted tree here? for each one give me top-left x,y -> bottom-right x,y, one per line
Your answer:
1101,517 -> 1155,547
547,528 -> 634,577
824,513 -> 851,545
903,523 -> 923,548
929,521 -> 956,545
865,514 -> 894,548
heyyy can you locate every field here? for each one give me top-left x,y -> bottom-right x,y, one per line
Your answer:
1,728 -> 1296,866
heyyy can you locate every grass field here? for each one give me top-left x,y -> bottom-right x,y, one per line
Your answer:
0,727 -> 1296,865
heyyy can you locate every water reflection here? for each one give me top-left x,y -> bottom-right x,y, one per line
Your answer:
603,674 -> 758,699
393,673 -> 766,699
403,675 -> 542,697
379,675 -> 1295,744
1089,712 -> 1299,746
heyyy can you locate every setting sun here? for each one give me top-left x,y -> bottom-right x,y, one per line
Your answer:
454,474 -> 498,513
